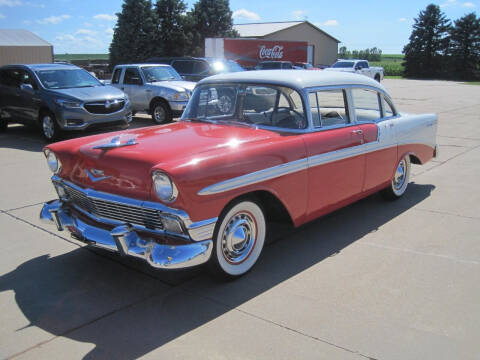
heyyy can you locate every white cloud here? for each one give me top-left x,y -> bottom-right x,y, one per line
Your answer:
462,2 -> 476,7
441,0 -> 457,8
398,18 -> 407,22
36,14 -> 71,25
292,10 -> 304,20
105,28 -> 114,35
24,2 -> 45,7
323,19 -> 338,26
0,13 -> 5,18
23,19 -> 32,24
93,13 -> 116,21
83,22 -> 93,27
232,8 -> 260,21
55,34 -> 75,42
75,29 -> 97,36
0,0 -> 22,6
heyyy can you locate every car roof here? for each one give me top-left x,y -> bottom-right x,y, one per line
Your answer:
199,70 -> 386,92
116,63 -> 173,68
2,63 -> 80,71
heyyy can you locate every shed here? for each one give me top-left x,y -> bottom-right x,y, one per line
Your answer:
0,29 -> 53,66
233,21 -> 340,67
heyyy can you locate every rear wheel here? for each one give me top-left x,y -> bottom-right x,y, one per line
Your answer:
151,100 -> 172,124
40,111 -> 61,142
382,156 -> 411,200
208,200 -> 266,279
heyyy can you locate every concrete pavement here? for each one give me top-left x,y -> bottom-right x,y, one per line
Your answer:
0,80 -> 479,359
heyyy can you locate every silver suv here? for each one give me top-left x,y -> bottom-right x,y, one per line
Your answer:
109,64 -> 196,124
0,63 -> 132,141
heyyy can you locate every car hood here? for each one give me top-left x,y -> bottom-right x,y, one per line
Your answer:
49,85 -> 125,101
53,121 -> 277,200
149,80 -> 196,92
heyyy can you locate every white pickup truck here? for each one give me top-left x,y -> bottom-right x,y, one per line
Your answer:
109,64 -> 196,123
325,60 -> 384,82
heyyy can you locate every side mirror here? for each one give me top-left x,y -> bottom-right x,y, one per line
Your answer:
355,65 -> 361,71
20,83 -> 34,94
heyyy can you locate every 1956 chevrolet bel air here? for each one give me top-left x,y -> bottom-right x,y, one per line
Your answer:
40,70 -> 438,278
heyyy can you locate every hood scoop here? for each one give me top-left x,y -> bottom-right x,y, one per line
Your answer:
92,135 -> 138,151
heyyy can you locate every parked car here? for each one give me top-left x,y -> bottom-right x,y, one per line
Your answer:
294,62 -> 322,70
40,70 -> 438,278
0,63 -> 132,141
109,64 -> 196,123
146,57 -> 244,82
325,59 -> 384,82
255,61 -> 294,70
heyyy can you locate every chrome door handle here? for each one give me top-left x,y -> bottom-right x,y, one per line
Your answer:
351,129 -> 363,135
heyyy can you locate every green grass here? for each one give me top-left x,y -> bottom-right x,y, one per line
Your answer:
385,75 -> 404,79
463,81 -> 480,85
54,53 -> 109,61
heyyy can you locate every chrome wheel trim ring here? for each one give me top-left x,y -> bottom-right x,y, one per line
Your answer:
221,211 -> 257,264
153,105 -> 166,123
393,159 -> 406,190
42,115 -> 55,139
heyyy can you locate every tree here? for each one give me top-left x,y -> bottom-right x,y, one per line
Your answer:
154,0 -> 191,57
109,0 -> 158,67
186,0 -> 238,56
449,13 -> 480,80
403,4 -> 451,78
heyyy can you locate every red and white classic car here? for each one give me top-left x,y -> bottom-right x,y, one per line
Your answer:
40,70 -> 438,278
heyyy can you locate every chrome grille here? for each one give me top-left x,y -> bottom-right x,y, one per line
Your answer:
63,184 -> 164,230
84,99 -> 125,114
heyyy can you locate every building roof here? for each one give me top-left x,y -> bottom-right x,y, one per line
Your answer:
0,29 -> 52,47
233,21 -> 340,43
198,70 -> 386,94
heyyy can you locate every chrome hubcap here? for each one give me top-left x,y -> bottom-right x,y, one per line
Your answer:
42,115 -> 54,139
218,95 -> 232,113
221,212 -> 256,264
393,159 -> 406,190
154,106 -> 165,123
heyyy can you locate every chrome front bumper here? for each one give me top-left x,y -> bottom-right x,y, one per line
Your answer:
40,195 -> 215,270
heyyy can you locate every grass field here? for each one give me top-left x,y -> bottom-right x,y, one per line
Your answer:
54,53 -> 109,61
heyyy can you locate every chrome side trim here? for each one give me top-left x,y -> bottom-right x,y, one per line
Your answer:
188,218 -> 218,241
198,141 -> 436,196
198,158 -> 309,195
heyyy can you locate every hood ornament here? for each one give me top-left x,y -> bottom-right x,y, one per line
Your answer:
92,136 -> 137,151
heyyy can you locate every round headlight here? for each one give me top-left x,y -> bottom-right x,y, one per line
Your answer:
152,171 -> 178,202
44,149 -> 62,174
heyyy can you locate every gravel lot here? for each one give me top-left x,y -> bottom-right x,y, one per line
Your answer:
0,79 -> 479,360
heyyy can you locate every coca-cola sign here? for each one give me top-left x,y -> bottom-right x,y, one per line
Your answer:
259,45 -> 284,60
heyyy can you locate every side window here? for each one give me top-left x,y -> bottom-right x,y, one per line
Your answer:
172,60 -> 193,74
18,70 -> 37,90
124,68 -> 142,85
309,89 -> 349,127
1,69 -> 21,88
111,68 -> 122,84
352,88 -> 381,122
361,61 -> 369,69
194,61 -> 210,75
382,96 -> 395,117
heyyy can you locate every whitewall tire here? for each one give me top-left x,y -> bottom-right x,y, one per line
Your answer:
382,155 -> 411,200
209,200 -> 266,278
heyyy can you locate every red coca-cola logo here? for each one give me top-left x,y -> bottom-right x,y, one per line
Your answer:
259,45 -> 284,59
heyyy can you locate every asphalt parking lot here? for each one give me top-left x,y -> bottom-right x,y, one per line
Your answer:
1,79 -> 479,360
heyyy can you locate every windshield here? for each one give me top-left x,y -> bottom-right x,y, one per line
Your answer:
210,60 -> 245,74
182,83 -> 307,130
141,66 -> 182,82
35,69 -> 102,89
332,61 -> 355,68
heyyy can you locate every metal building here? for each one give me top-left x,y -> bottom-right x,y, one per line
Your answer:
233,21 -> 340,67
0,29 -> 53,66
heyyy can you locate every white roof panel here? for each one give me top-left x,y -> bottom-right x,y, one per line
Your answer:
0,29 -> 52,46
233,21 -> 303,37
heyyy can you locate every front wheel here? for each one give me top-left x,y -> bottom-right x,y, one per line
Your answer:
375,74 -> 381,82
381,156 -> 411,200
40,111 -> 61,142
151,100 -> 172,124
208,200 -> 266,279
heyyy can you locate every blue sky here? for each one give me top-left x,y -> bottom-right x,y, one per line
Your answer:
0,0 -> 477,54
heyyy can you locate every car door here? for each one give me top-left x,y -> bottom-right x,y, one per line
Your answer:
17,68 -> 42,125
122,67 -> 148,112
303,88 -> 365,220
109,67 -> 123,90
351,88 -> 397,191
0,67 -> 26,123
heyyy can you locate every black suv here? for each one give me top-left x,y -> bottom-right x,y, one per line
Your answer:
145,57 -> 244,82
255,61 -> 295,70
